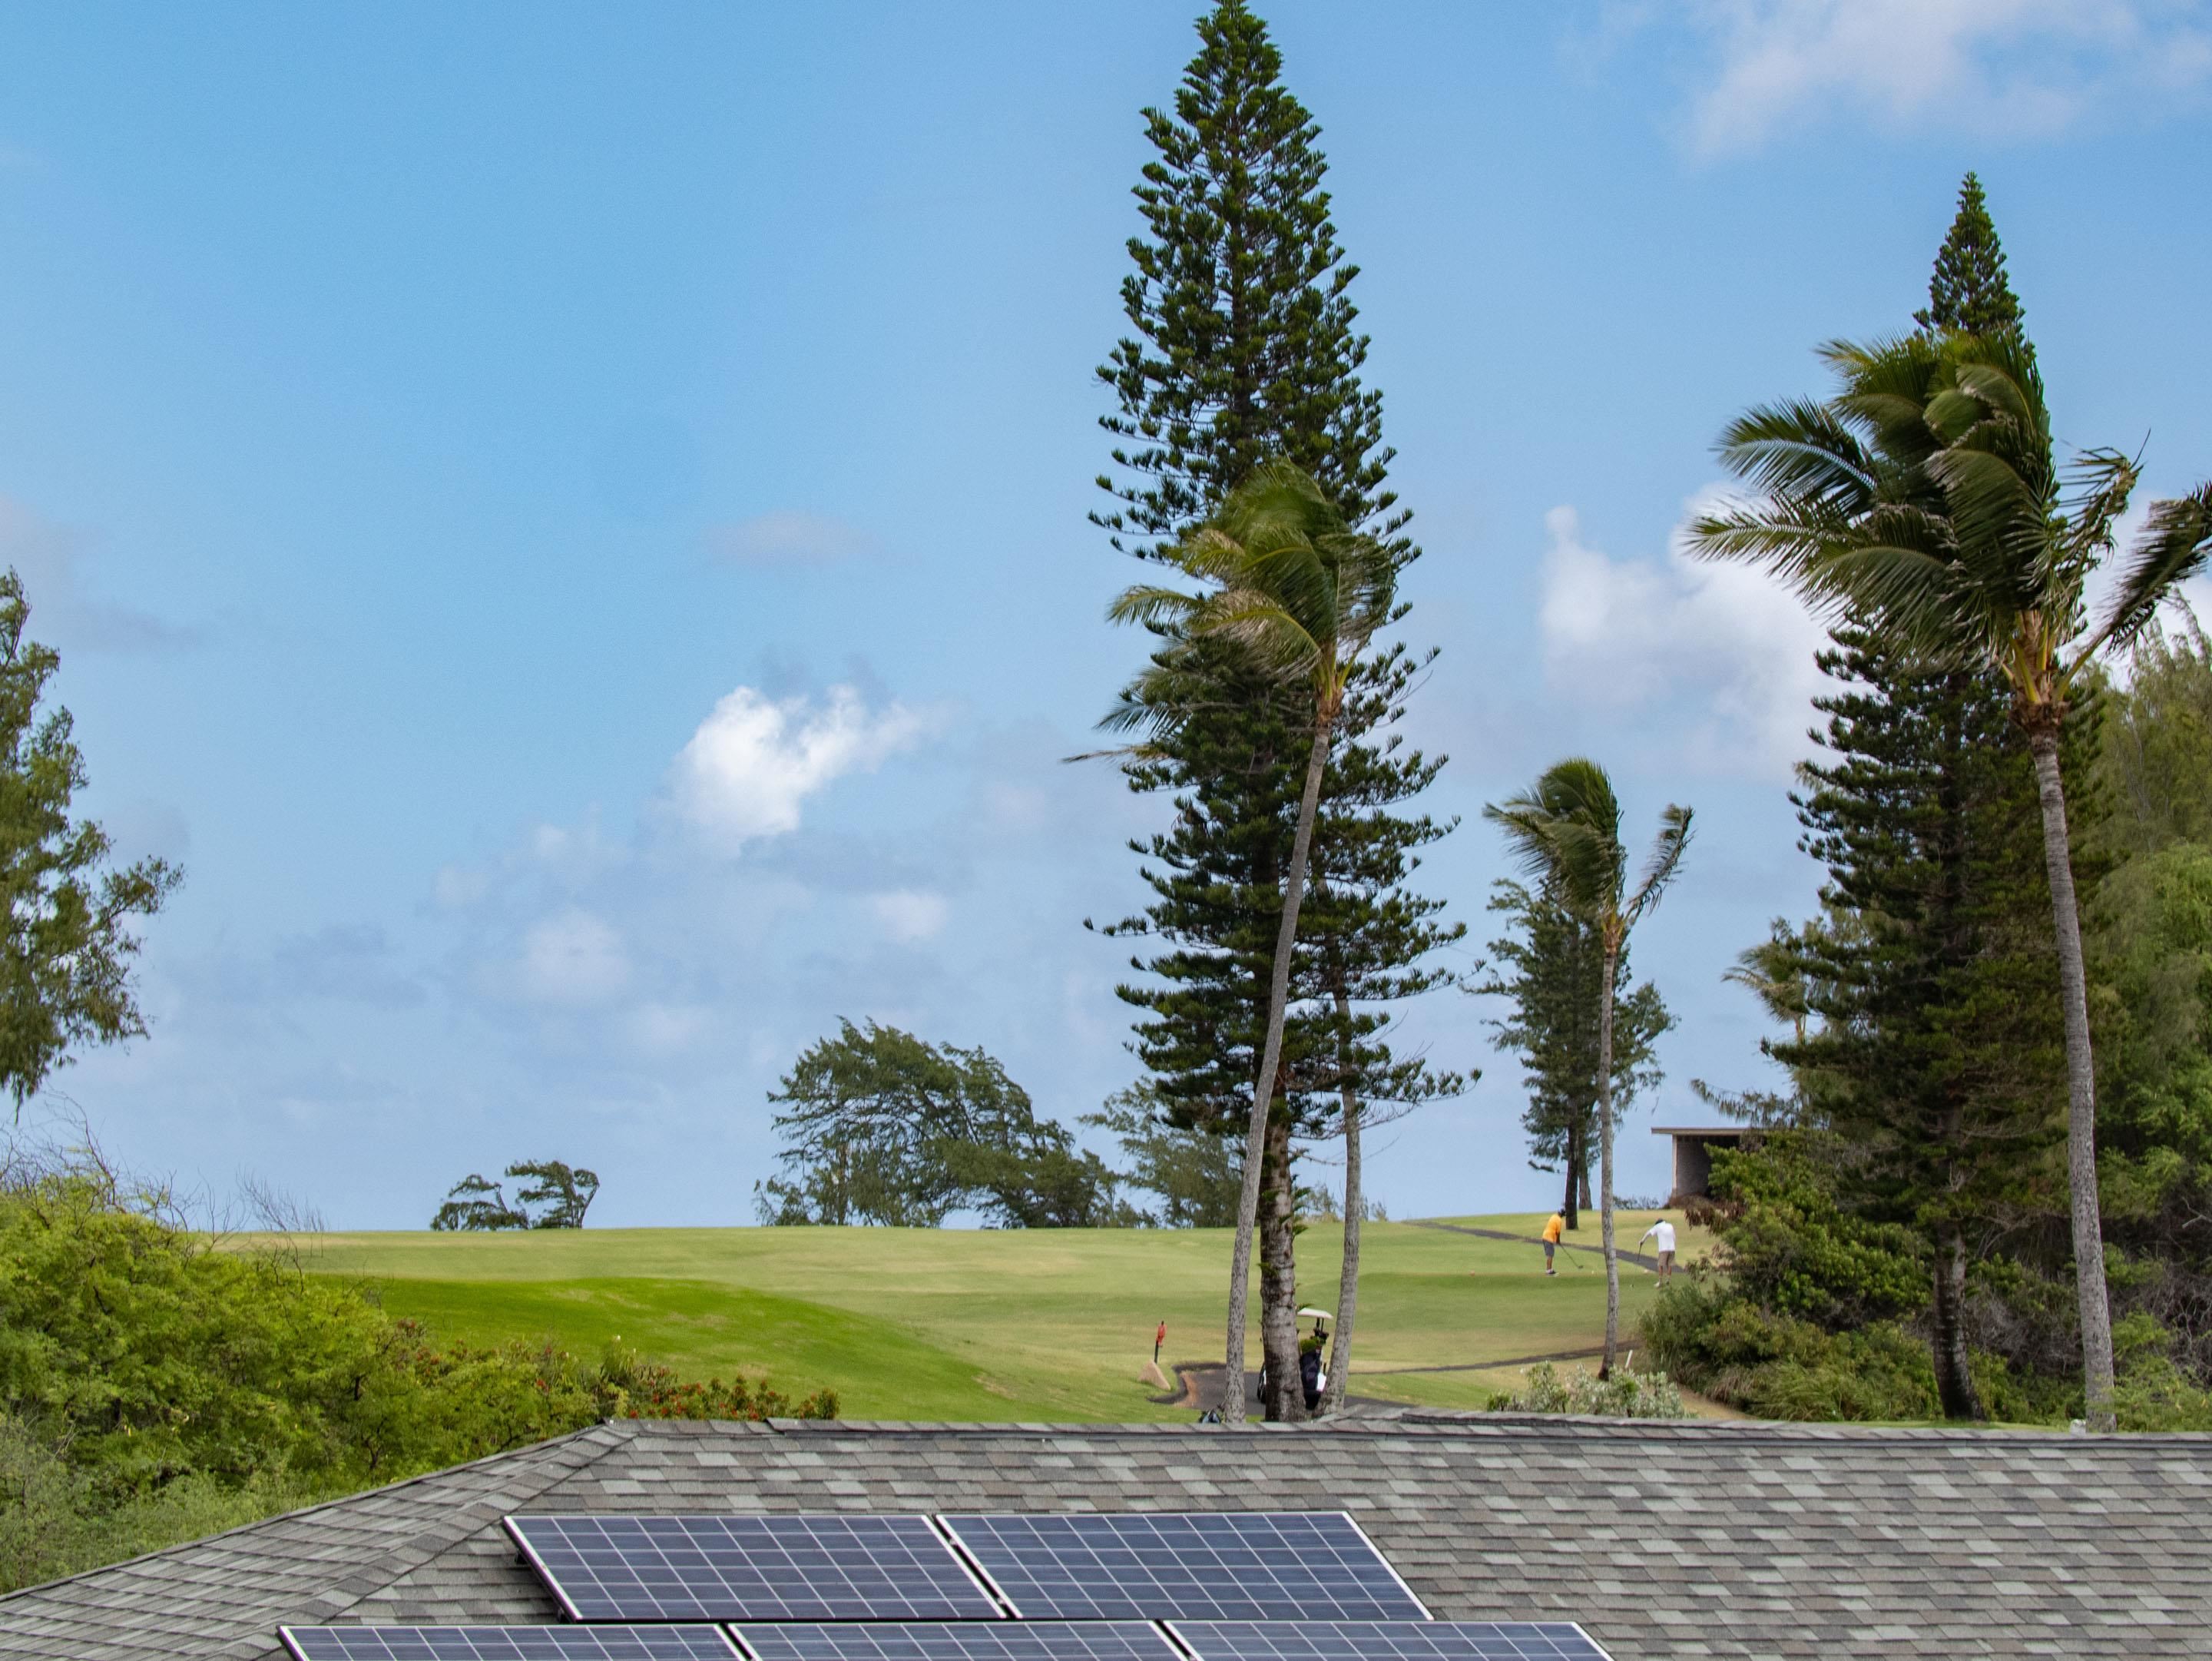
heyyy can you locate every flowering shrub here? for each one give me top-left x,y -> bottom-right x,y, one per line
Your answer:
1488,1361 -> 1688,1419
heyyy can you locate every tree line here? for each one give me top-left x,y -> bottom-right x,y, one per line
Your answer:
1640,176 -> 2212,1431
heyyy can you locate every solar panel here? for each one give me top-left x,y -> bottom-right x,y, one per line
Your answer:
505,1516 -> 1002,1623
732,1623 -> 1179,1661
936,1513 -> 1428,1623
279,1628 -> 739,1661
1166,1623 -> 1611,1661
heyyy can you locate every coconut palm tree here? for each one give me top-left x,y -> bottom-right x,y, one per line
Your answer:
1485,760 -> 1692,1376
1689,329 -> 2212,1431
1101,459 -> 1396,1424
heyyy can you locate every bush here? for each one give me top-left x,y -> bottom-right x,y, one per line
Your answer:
1486,1361 -> 1687,1419
0,1155 -> 833,1593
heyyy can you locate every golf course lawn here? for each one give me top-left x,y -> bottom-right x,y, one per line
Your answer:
288,1212 -> 1717,1421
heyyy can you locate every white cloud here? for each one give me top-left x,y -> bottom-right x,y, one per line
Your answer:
1657,0 -> 2212,153
707,510 -> 876,565
518,910 -> 631,1006
871,890 -> 949,943
669,685 -> 926,851
1537,500 -> 1828,775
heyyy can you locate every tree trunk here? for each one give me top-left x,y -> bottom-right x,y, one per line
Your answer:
1322,983 -> 1359,1416
1257,1109 -> 1303,1421
1930,1217 -> 1982,1421
1597,939 -> 1621,1378
1578,1156 -> 1592,1218
2027,728 -> 2117,1432
1563,1116 -> 1581,1230
1221,720 -> 1330,1424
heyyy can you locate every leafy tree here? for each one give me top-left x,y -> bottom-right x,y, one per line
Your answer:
430,1160 -> 598,1231
756,1021 -> 1121,1228
1104,461 -> 1395,1421
1094,2 -> 1460,1420
511,1160 -> 599,1228
1084,1086 -> 1242,1227
1692,328 -> 2212,1431
1486,760 -> 1692,1376
0,572 -> 180,1112
2092,617 -> 2212,858
429,1173 -> 528,1232
1478,880 -> 1671,1228
2085,623 -> 2212,1384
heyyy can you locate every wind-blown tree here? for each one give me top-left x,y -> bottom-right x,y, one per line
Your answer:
0,572 -> 180,1112
756,1022 -> 1122,1228
1479,880 -> 1671,1229
1691,330 -> 2212,1429
1485,761 -> 1692,1375
1093,2 -> 1461,1418
1102,460 -> 1396,1422
430,1159 -> 600,1230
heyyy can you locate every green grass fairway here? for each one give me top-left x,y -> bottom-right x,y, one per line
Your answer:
289,1212 -> 1713,1422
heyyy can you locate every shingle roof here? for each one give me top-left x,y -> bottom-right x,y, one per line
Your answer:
4,1413 -> 2207,1661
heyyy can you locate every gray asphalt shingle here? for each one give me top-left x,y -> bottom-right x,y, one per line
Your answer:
0,1414 -> 2205,1660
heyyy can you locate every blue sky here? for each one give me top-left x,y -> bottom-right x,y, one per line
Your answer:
2,2 -> 2209,1226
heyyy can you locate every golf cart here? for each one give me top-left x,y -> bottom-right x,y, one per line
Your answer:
1255,1307 -> 1333,1413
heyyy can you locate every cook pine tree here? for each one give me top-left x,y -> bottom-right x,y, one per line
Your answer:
1092,0 -> 1460,1421
1757,177 -> 2059,1421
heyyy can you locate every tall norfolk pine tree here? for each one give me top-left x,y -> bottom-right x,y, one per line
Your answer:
1479,882 -> 1671,1231
1913,173 -> 2028,344
1781,628 -> 2065,1421
1094,2 -> 1460,1420
1763,176 -> 2063,1421
1094,2 -> 1402,565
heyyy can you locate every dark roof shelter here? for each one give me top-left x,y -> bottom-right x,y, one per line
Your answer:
1651,1127 -> 1753,1207
2,1413 -> 2208,1661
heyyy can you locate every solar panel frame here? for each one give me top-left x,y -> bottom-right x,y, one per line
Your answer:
278,1626 -> 741,1661
1164,1622 -> 1611,1661
935,1513 -> 1430,1623
730,1621 -> 1181,1661
503,1515 -> 1005,1624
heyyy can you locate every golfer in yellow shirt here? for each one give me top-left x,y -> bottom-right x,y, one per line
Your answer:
1541,1208 -> 1565,1276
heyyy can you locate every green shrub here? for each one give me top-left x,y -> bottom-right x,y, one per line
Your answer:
0,1160 -> 833,1593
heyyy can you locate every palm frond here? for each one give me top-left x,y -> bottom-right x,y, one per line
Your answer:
1105,582 -> 1204,631
2081,483 -> 2212,661
1483,758 -> 1625,922
1624,803 -> 1694,927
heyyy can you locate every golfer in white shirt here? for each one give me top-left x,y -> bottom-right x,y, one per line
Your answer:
1637,1217 -> 1677,1282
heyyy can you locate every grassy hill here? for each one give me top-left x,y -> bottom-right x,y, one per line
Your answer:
291,1212 -> 1712,1421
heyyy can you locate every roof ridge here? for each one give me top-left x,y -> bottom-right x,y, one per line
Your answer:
657,1414 -> 2212,1449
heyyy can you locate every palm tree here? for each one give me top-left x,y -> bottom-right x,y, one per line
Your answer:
1690,330 -> 2212,1431
1317,908 -> 1360,1417
1101,460 -> 1396,1424
1485,760 -> 1692,1376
